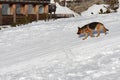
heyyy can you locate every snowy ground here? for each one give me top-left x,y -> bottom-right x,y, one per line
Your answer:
0,3 -> 120,80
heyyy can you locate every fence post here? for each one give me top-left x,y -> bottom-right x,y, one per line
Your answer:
20,4 -> 24,14
0,4 -> 2,25
13,4 -> 16,23
34,4 -> 39,21
44,4 -> 49,21
44,4 -> 48,13
24,4 -> 28,17
10,4 -> 16,24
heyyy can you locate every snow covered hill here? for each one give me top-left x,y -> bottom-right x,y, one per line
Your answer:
81,4 -> 108,16
0,3 -> 120,80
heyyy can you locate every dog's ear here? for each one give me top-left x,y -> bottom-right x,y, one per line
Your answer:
78,27 -> 80,29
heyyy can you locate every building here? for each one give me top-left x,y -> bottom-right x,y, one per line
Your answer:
0,0 -> 50,25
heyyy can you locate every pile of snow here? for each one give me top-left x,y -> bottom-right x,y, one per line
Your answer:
56,3 -> 79,16
50,0 -> 79,17
117,0 -> 120,13
82,4 -> 108,16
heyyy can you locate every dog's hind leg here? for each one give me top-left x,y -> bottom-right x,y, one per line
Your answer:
103,26 -> 109,35
103,28 -> 107,35
83,33 -> 88,40
96,24 -> 101,37
96,29 -> 100,37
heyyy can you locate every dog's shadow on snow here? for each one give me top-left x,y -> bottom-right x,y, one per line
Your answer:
78,31 -> 109,38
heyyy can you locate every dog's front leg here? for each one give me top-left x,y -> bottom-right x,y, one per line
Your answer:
83,33 -> 88,40
89,31 -> 95,37
87,27 -> 94,37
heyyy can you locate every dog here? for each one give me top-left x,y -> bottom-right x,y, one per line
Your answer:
77,22 -> 109,40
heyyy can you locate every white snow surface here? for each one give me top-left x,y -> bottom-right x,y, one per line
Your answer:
0,3 -> 120,80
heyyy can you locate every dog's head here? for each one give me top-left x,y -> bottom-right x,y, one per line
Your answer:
77,27 -> 82,35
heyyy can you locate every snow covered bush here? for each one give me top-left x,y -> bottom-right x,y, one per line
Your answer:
106,0 -> 119,12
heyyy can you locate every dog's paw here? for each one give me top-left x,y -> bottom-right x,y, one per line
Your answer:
91,35 -> 95,37
82,38 -> 86,40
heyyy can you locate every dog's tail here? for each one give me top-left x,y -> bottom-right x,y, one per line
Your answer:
102,24 -> 109,31
105,28 -> 109,31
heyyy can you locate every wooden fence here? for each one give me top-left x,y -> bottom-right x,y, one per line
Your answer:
0,0 -> 50,4
1,14 -> 74,25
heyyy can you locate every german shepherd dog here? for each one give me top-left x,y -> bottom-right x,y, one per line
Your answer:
77,22 -> 109,40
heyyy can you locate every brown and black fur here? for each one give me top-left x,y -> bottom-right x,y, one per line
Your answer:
77,22 -> 109,40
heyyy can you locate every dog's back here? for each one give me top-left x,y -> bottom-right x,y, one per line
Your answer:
88,22 -> 101,30
81,22 -> 101,30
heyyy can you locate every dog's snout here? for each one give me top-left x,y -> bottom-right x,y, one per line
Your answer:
77,32 -> 80,34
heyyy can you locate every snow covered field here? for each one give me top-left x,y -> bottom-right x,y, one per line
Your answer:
0,3 -> 120,80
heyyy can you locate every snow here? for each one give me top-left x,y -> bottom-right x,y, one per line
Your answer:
82,4 -> 108,16
0,2 -> 120,80
50,0 -> 79,17
55,3 -> 79,16
50,0 -> 79,16
117,0 -> 120,12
